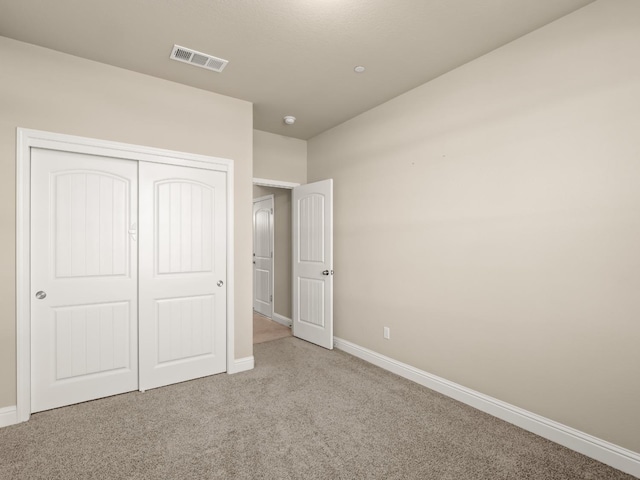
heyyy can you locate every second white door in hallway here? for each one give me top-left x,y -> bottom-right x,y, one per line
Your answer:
253,195 -> 274,318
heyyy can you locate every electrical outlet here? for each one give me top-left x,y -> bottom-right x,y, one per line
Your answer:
383,327 -> 390,340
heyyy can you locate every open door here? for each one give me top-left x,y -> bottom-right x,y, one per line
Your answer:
292,179 -> 333,349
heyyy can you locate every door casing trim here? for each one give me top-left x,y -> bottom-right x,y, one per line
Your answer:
16,128 -> 236,422
252,177 -> 299,189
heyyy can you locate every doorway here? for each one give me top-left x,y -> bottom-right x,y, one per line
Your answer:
252,185 -> 294,329
251,179 -> 334,349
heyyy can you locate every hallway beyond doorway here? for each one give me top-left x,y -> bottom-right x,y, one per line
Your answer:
253,312 -> 292,344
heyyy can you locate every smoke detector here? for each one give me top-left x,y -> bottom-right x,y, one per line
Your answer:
170,45 -> 228,73
283,116 -> 296,125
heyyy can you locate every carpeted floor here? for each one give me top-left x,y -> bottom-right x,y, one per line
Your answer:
253,312 -> 292,344
0,337 -> 634,479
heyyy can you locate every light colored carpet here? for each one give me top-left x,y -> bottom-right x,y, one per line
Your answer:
253,312 -> 292,344
0,337 -> 633,479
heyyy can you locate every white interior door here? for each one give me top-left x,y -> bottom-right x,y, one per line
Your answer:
292,179 -> 333,349
31,148 -> 138,412
253,196 -> 274,317
138,162 -> 227,391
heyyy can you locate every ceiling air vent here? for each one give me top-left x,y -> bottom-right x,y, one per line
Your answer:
170,45 -> 228,73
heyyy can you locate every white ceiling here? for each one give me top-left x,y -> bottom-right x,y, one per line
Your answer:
0,0 -> 594,139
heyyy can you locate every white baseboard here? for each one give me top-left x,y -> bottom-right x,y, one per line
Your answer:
0,406 -> 18,428
333,337 -> 640,479
228,356 -> 254,374
272,313 -> 292,328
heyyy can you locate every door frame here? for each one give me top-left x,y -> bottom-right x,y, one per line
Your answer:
16,128 -> 236,423
252,194 -> 275,319
252,178 -> 299,328
252,178 -> 299,190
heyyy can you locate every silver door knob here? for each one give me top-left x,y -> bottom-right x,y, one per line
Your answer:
35,291 -> 47,300
217,280 -> 224,287
322,270 -> 330,276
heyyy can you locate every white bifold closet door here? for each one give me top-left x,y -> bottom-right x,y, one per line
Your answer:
138,162 -> 227,391
31,149 -> 227,412
31,149 -> 139,413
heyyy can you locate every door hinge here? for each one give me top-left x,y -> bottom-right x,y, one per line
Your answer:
270,294 -> 273,302
270,208 -> 273,214
270,252 -> 273,258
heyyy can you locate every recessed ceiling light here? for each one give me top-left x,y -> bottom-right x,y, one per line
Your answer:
284,115 -> 296,125
354,65 -> 366,73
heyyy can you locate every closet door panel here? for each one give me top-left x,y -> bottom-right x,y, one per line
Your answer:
138,162 -> 227,390
31,149 -> 138,412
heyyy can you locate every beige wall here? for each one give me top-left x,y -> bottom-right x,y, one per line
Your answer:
252,129 -> 305,319
0,37 -> 254,408
307,0 -> 640,453
253,129 -> 306,184
253,186 -> 292,319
